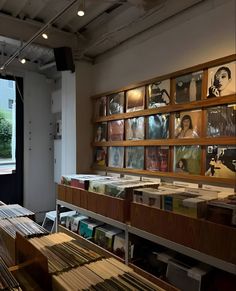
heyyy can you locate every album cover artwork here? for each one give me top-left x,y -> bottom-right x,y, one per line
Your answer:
108,92 -> 124,115
147,79 -> 170,108
207,61 -> 236,98
126,117 -> 144,140
126,86 -> 145,112
108,120 -> 124,141
207,105 -> 236,137
94,122 -> 107,142
174,146 -> 201,175
147,113 -> 169,139
94,147 -> 107,166
175,71 -> 203,103
175,110 -> 201,138
108,147 -> 124,168
126,146 -> 144,169
146,146 -> 169,172
205,145 -> 236,179
94,96 -> 107,118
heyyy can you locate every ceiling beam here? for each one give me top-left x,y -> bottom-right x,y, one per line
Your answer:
12,0 -> 29,17
0,12 -> 78,49
0,0 -> 7,10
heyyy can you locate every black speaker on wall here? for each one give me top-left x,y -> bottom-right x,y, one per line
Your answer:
53,47 -> 75,73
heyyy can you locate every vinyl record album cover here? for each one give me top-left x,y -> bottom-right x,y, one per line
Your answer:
205,145 -> 236,179
126,146 -> 144,169
126,86 -> 145,112
207,61 -> 236,98
146,146 -> 169,171
147,79 -> 170,108
147,113 -> 169,139
207,105 -> 236,137
174,146 -> 201,175
108,147 -> 124,168
94,122 -> 107,142
108,92 -> 124,115
94,147 -> 107,166
94,96 -> 107,118
175,110 -> 201,138
175,71 -> 203,103
108,120 -> 124,141
126,117 -> 144,140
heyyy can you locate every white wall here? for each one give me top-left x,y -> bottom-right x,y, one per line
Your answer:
91,0 -> 236,94
24,71 -> 55,216
76,61 -> 93,173
61,71 -> 76,175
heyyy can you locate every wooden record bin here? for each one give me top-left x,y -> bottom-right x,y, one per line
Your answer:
130,202 -> 236,265
57,183 -> 131,222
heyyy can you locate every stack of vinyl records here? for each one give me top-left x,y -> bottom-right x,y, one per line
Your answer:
0,204 -> 34,219
0,216 -> 48,238
53,257 -> 165,291
0,257 -> 21,290
29,233 -> 102,273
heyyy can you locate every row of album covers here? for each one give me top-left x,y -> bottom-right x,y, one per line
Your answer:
94,145 -> 236,179
94,105 -> 236,141
93,61 -> 236,118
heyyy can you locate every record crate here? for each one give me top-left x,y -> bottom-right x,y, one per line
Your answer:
130,202 -> 236,264
57,184 -> 131,222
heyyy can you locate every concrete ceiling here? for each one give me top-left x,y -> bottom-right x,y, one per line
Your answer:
0,0 -> 204,73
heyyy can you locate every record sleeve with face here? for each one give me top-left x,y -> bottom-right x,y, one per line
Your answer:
174,145 -> 201,175
94,122 -> 107,142
175,110 -> 201,139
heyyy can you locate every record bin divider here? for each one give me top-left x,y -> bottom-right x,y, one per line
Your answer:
14,233 -> 52,290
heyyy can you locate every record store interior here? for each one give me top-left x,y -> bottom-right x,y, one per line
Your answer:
0,0 -> 235,290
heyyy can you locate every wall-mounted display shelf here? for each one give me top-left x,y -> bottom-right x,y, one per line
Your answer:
91,54 -> 236,188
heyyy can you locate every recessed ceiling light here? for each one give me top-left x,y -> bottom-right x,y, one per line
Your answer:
77,0 -> 85,16
77,10 -> 84,16
20,58 -> 26,64
42,33 -> 48,39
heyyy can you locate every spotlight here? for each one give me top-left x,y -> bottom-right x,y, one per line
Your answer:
20,58 -> 26,64
42,33 -> 48,39
77,0 -> 85,16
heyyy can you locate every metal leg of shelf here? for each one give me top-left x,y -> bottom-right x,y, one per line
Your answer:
125,226 -> 129,265
55,203 -> 60,233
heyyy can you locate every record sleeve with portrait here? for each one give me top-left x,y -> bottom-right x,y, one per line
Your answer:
94,147 -> 107,166
205,145 -> 236,179
108,120 -> 124,141
175,110 -> 201,139
147,113 -> 169,139
94,122 -> 107,142
126,146 -> 144,169
174,145 -> 201,175
108,147 -> 124,168
207,61 -> 236,98
126,86 -> 145,112
175,71 -> 203,104
147,79 -> 170,108
94,96 -> 107,118
126,117 -> 144,140
108,92 -> 124,115
207,105 -> 236,137
146,146 -> 169,172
